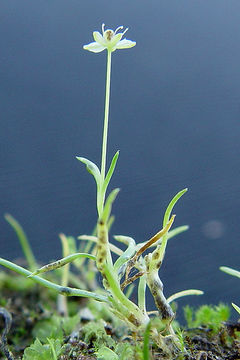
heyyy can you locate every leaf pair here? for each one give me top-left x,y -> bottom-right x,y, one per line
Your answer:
76,150 -> 119,215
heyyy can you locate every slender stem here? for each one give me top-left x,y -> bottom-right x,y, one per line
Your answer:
99,50 -> 112,213
101,50 -> 112,180
138,275 -> 147,314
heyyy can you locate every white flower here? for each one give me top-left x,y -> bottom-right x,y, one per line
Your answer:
83,24 -> 136,53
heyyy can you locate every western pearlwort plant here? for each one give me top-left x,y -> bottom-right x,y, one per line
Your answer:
0,24 -> 203,352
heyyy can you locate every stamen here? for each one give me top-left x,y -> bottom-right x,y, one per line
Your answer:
122,27 -> 129,36
114,26 -> 123,34
102,23 -> 105,34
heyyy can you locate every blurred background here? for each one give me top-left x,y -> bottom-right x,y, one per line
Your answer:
1,0 -> 240,316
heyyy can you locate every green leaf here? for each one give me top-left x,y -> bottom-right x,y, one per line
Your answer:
23,338 -> 62,360
64,236 -> 77,254
158,189 -> 187,263
167,289 -> 203,304
0,258 -> 108,302
135,225 -> 188,253
101,188 -> 120,223
5,213 -> 37,271
76,156 -> 101,188
163,188 -> 188,227
232,303 -> 240,315
103,151 -> 119,193
220,266 -> 240,279
113,236 -> 136,272
28,252 -> 96,277
167,225 -> 189,240
97,347 -> 119,360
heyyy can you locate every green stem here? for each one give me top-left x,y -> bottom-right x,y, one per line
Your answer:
99,50 -> 112,215
143,321 -> 151,360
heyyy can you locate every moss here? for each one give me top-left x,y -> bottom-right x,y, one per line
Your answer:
183,303 -> 230,333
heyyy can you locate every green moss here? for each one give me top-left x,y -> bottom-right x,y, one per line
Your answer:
184,303 -> 230,333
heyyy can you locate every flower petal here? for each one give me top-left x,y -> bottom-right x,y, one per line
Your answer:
116,39 -> 136,49
93,31 -> 106,46
83,42 -> 105,53
110,33 -> 122,47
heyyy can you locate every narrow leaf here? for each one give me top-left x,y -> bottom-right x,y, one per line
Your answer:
168,225 -> 189,240
101,188 -> 120,223
158,188 -> 187,263
113,236 -> 136,272
135,225 -> 189,252
0,258 -> 108,302
76,157 -> 101,188
78,235 -> 123,256
28,252 -> 96,277
103,151 -> 119,193
163,188 -> 188,227
5,213 -> 37,271
137,215 -> 175,261
167,289 -> 204,304
220,266 -> 240,279
232,303 -> 240,315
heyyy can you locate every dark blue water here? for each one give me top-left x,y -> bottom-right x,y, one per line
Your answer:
1,0 -> 240,316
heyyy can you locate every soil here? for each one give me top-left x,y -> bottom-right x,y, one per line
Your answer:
0,274 -> 240,360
